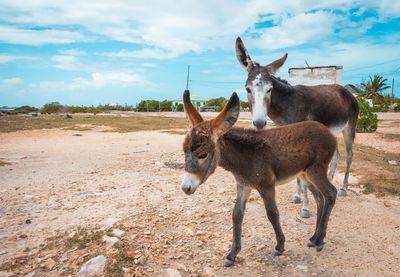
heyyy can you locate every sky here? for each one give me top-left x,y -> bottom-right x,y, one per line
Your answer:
0,0 -> 399,107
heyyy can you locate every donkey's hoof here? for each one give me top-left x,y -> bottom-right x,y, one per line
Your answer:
307,240 -> 324,251
292,195 -> 302,204
223,258 -> 235,267
300,209 -> 311,218
273,249 -> 284,256
338,189 -> 347,197
307,240 -> 315,248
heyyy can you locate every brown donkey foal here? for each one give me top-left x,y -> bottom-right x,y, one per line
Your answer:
181,90 -> 337,267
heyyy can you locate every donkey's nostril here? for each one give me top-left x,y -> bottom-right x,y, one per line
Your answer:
253,119 -> 267,130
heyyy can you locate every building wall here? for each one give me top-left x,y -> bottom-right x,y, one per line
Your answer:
288,66 -> 342,86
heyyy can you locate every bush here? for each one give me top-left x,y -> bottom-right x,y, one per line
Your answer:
14,105 -> 39,113
356,96 -> 378,133
40,102 -> 65,114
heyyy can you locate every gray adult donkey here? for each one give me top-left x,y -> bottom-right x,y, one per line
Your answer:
235,37 -> 359,218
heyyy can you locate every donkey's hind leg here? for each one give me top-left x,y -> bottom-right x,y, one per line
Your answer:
300,176 -> 323,247
305,169 -> 337,251
224,183 -> 252,267
292,178 -> 303,204
328,147 -> 339,182
338,126 -> 354,197
300,181 -> 311,218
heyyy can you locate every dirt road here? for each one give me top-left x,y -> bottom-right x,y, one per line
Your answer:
1,125 -> 399,277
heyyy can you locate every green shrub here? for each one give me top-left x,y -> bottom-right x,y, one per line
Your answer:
14,105 -> 39,113
356,96 -> 378,133
40,102 -> 65,114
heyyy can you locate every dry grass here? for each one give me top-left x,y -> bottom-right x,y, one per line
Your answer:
0,114 -> 187,133
0,160 -> 11,166
337,139 -> 400,196
64,228 -> 105,250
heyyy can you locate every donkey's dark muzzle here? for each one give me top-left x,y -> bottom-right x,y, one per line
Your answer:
253,119 -> 267,130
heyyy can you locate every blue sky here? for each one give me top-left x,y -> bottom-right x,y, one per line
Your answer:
0,0 -> 399,107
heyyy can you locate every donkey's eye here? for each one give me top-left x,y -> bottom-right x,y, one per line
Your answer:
267,88 -> 272,93
198,153 -> 208,159
246,87 -> 252,94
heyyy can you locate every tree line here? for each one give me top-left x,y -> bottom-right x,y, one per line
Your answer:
5,75 -> 399,114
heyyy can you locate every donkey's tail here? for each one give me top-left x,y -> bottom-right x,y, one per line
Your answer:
346,89 -> 359,142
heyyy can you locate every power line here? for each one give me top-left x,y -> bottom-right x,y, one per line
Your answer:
345,57 -> 400,73
190,79 -> 243,84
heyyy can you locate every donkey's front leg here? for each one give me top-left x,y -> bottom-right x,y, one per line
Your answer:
224,183 -> 252,267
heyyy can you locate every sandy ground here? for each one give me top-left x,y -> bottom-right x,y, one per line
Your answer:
0,115 -> 400,276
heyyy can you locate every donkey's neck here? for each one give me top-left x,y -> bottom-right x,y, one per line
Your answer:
218,128 -> 268,180
268,77 -> 298,125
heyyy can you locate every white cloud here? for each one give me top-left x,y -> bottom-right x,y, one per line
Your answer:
0,77 -> 24,89
59,49 -> 86,56
255,11 -> 338,50
0,0 -> 396,57
99,48 -> 179,60
0,25 -> 88,46
141,63 -> 157,68
0,54 -> 38,64
51,55 -> 79,70
0,0 -> 383,54
38,71 -> 148,91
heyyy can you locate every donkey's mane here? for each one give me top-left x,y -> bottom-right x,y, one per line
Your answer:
222,127 -> 268,149
273,76 -> 289,85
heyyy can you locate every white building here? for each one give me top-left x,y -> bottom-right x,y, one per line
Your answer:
172,94 -> 207,110
288,65 -> 343,86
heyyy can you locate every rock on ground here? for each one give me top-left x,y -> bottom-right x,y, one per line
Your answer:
77,255 -> 107,277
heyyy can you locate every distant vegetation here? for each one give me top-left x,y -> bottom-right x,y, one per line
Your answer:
356,96 -> 378,133
357,75 -> 399,112
5,98 -> 250,115
4,102 -> 137,114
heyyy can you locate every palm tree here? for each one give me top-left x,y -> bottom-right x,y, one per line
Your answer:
359,75 -> 390,99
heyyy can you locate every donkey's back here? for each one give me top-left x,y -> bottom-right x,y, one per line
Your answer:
226,121 -> 337,184
293,84 -> 359,131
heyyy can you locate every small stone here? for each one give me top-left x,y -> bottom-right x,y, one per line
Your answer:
25,219 -> 32,224
0,271 -> 15,277
175,262 -> 187,272
146,267 -> 154,272
44,258 -> 56,270
24,271 -> 37,277
77,255 -> 107,277
19,234 -> 28,239
111,228 -> 125,237
184,228 -> 194,236
296,265 -> 308,272
144,230 -> 151,235
203,266 -> 218,277
102,235 -> 119,247
165,268 -> 182,277
388,160 -> 398,166
383,201 -> 391,207
22,195 -> 33,201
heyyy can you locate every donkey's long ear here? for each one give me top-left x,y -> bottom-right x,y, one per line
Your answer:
265,53 -> 288,74
211,92 -> 240,136
183,90 -> 203,127
235,37 -> 253,72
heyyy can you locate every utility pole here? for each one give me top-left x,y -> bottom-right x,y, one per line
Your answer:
392,78 -> 395,108
146,101 -> 148,112
158,101 -> 161,112
186,65 -> 190,90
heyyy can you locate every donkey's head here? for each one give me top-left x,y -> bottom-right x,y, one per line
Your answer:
235,37 -> 288,129
181,90 -> 240,195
